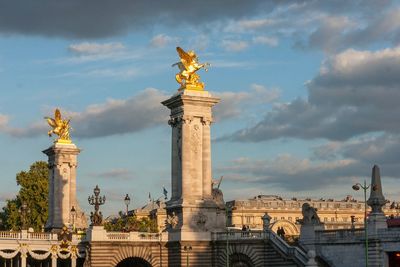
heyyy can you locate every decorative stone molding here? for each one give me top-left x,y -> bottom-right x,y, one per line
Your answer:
166,212 -> 179,229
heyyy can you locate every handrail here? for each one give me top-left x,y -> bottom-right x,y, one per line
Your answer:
213,230 -> 308,266
265,230 -> 308,265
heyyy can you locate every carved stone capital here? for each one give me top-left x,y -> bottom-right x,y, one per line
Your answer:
201,117 -> 212,126
182,115 -> 193,124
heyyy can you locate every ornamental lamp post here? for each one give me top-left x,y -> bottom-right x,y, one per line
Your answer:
352,180 -> 376,267
70,206 -> 76,231
124,194 -> 131,216
183,245 -> 192,267
88,185 -> 106,226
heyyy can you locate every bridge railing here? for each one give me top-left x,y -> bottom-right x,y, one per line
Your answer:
104,231 -> 161,242
377,228 -> 400,240
0,230 -> 58,241
315,228 -> 364,242
213,230 -> 263,240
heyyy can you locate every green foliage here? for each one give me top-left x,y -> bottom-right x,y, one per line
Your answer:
104,214 -> 158,233
0,161 -> 48,231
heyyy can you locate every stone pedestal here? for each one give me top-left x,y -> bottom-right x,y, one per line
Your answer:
299,224 -> 324,249
367,165 -> 387,236
162,89 -> 225,240
43,142 -> 87,231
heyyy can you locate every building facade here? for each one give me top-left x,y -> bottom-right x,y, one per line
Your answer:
227,195 -> 395,235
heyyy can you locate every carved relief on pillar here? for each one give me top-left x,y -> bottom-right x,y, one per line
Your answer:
166,211 -> 179,230
192,211 -> 208,231
191,124 -> 201,155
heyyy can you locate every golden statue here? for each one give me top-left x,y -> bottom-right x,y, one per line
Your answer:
45,108 -> 71,143
172,47 -> 210,91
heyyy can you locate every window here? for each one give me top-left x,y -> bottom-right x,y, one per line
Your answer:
288,217 -> 292,221
281,217 -> 285,220
331,217 -> 335,222
343,217 -> 348,222
324,217 -> 328,222
273,217 -> 278,221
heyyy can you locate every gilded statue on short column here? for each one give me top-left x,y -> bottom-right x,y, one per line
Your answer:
45,108 -> 71,143
172,47 -> 209,91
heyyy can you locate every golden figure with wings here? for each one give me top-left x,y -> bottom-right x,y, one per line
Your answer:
45,108 -> 71,143
172,47 -> 210,91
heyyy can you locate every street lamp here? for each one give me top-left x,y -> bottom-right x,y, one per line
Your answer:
70,206 -> 76,232
88,185 -> 106,226
183,245 -> 192,267
124,194 -> 131,216
352,180 -> 376,267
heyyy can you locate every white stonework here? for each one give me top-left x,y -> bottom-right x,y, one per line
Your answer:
43,143 -> 87,231
162,89 -> 226,239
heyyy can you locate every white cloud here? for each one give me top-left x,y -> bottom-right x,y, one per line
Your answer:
225,18 -> 275,33
86,68 -> 138,79
224,47 -> 400,142
221,40 -> 249,52
253,36 -> 278,47
218,154 -> 358,191
238,18 -> 275,30
213,84 -> 280,121
150,34 -> 178,48
68,42 -> 125,55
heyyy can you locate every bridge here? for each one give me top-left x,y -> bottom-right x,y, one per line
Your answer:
0,227 -> 309,267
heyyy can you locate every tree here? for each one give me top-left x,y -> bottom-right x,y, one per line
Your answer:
104,214 -> 158,233
0,161 -> 48,231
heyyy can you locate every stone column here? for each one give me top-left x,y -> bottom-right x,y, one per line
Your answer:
51,254 -> 57,267
20,245 -> 27,267
43,142 -> 87,231
163,89 -> 226,238
71,255 -> 77,267
202,119 -> 212,198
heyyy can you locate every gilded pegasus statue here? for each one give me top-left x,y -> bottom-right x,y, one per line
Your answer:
172,47 -> 210,90
45,108 -> 71,143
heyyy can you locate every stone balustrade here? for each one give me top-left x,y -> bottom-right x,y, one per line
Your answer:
315,228 -> 365,242
0,230 -> 58,241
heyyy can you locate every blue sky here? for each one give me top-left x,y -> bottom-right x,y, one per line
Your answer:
1,0 -> 400,216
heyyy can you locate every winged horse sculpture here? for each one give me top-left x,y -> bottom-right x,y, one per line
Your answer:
45,108 -> 71,143
172,47 -> 210,90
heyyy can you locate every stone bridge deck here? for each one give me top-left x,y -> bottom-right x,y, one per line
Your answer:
0,228 -> 308,267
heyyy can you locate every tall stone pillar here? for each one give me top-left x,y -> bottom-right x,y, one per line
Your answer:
43,142 -> 87,231
163,89 -> 226,240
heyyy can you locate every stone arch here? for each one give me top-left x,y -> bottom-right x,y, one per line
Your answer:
217,243 -> 262,266
110,246 -> 157,267
270,219 -> 300,235
116,257 -> 152,267
230,253 -> 254,267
